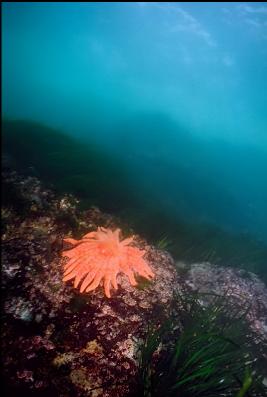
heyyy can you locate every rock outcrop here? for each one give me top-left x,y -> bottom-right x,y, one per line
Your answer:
2,169 -> 267,396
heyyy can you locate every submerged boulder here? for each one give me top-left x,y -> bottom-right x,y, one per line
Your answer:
2,169 -> 267,396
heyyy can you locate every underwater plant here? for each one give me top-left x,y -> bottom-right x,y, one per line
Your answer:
155,234 -> 173,250
61,227 -> 154,298
136,290 -> 266,397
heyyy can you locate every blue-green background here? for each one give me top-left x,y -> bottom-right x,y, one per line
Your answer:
2,3 -> 267,272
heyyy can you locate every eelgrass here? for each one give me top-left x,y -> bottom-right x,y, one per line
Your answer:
136,290 -> 266,397
155,234 -> 174,250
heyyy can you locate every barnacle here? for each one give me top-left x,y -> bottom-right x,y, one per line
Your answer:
62,227 -> 154,298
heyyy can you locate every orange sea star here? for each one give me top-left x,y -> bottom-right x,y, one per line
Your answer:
61,227 -> 154,298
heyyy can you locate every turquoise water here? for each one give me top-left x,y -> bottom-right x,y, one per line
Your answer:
2,3 -> 267,273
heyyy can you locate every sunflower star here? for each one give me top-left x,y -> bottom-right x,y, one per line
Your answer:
61,227 -> 154,298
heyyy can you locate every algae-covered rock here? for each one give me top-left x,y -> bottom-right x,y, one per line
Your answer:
2,169 -> 267,396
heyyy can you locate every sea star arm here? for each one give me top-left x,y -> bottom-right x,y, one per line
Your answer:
63,238 -> 79,245
79,270 -> 98,293
85,270 -> 103,293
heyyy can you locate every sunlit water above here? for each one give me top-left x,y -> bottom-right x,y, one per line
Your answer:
2,2 -> 267,277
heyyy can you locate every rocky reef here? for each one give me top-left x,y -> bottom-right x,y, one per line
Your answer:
2,169 -> 267,396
